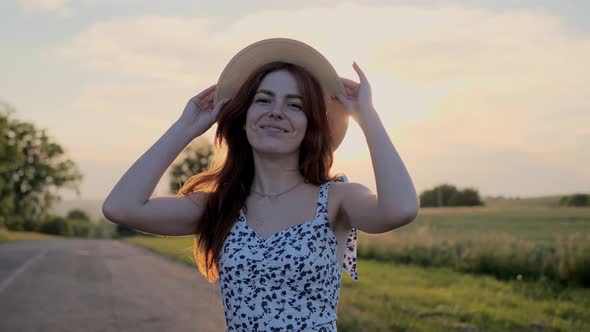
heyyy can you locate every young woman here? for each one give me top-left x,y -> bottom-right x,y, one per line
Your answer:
103,38 -> 419,331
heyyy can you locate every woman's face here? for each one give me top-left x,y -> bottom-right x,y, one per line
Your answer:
243,69 -> 308,155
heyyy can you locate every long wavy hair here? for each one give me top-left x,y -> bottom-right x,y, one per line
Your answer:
177,61 -> 345,282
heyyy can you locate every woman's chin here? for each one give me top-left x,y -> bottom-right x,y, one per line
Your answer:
251,144 -> 299,156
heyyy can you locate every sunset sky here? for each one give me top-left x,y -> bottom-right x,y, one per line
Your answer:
2,0 -> 588,200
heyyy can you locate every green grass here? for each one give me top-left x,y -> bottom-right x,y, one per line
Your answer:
358,206 -> 590,286
337,259 -> 590,331
397,205 -> 590,246
125,234 -> 196,265
121,200 -> 590,331
123,234 -> 590,332
484,195 -> 569,208
0,228 -> 63,243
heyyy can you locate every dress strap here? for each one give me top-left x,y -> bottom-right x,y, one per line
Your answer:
326,175 -> 359,281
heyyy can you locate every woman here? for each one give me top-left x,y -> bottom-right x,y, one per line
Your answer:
103,38 -> 419,331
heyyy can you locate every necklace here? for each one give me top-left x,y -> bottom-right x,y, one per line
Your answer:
250,179 -> 305,198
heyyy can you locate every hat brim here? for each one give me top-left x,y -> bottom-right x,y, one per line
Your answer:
214,38 -> 350,150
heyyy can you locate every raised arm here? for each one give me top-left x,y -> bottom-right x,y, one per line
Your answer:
333,62 -> 419,234
102,85 -> 231,236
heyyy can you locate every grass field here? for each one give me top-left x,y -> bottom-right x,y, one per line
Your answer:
0,228 -> 63,243
386,204 -> 589,246
124,233 -> 590,332
336,259 -> 590,331
123,199 -> 590,331
358,205 -> 590,286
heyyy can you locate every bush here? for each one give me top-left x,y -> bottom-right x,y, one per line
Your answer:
114,224 -> 138,238
94,218 -> 116,238
67,209 -> 90,221
5,215 -> 25,231
39,216 -> 73,236
559,194 -> 589,207
4,215 -> 43,232
70,219 -> 95,237
448,188 -> 483,206
358,228 -> 590,287
22,217 -> 42,232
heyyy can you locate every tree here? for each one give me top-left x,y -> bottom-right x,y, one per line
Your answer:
419,183 -> 484,207
67,208 -> 90,221
38,216 -> 73,236
419,183 -> 459,207
115,224 -> 138,238
448,188 -> 483,206
0,104 -> 19,228
65,208 -> 95,238
0,102 -> 83,229
559,193 -> 589,207
168,137 -> 214,194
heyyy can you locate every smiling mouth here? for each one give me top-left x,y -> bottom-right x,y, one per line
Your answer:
259,125 -> 289,133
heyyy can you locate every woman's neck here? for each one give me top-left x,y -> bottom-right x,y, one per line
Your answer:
251,150 -> 303,194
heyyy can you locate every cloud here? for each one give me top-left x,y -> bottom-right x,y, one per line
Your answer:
52,16 -> 233,84
17,0 -> 73,16
16,0 -> 142,17
54,2 -> 590,196
71,81 -> 200,130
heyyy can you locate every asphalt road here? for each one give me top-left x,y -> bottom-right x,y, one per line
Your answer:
0,239 -> 227,332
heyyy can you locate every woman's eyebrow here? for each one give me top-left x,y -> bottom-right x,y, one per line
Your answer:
257,89 -> 302,100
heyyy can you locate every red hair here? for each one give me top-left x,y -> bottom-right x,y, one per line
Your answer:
177,61 -> 344,282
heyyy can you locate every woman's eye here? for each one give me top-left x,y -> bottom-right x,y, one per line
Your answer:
255,98 -> 301,110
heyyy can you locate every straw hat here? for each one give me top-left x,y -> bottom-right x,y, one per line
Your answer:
213,37 -> 350,150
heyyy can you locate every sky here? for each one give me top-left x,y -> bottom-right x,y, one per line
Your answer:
1,0 -> 589,201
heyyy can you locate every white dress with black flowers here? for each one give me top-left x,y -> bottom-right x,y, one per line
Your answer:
218,175 -> 358,332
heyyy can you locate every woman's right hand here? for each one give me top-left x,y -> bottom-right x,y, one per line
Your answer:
177,84 -> 231,137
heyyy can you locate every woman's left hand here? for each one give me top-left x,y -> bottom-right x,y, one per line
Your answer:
333,62 -> 375,121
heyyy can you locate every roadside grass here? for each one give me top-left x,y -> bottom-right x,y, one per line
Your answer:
124,234 -> 590,332
0,228 -> 63,243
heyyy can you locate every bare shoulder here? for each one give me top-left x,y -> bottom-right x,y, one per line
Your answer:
330,181 -> 374,206
328,181 -> 370,228
331,179 -> 415,234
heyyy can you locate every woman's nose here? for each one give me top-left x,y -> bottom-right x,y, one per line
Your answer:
269,102 -> 285,118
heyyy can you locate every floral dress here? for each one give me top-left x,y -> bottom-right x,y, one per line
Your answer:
218,175 -> 358,331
